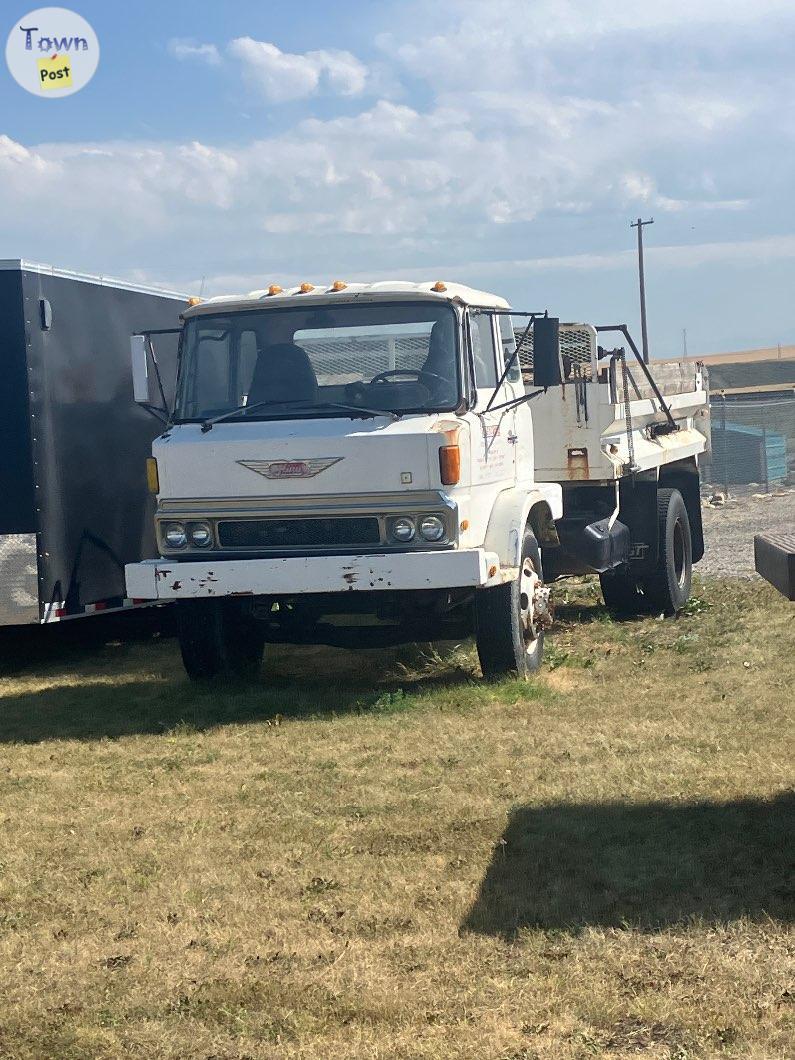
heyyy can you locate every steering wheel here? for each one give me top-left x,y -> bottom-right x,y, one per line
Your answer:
370,368 -> 450,388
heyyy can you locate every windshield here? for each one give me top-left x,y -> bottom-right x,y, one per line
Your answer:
174,301 -> 461,422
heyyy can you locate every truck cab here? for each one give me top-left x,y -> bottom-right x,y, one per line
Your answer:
126,281 -> 562,680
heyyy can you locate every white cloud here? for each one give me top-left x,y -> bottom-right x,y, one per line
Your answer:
3,0 -> 794,354
167,38 -> 221,65
228,37 -> 367,102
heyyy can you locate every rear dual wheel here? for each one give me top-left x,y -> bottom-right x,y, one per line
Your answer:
599,487 -> 692,616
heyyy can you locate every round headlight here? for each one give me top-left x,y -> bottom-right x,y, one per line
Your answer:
163,522 -> 187,549
391,516 -> 416,543
419,515 -> 445,542
188,522 -> 213,548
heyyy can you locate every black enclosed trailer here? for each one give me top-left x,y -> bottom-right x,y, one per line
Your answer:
0,260 -> 185,627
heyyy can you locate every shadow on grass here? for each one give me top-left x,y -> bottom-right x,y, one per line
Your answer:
0,617 -> 479,743
462,792 -> 795,936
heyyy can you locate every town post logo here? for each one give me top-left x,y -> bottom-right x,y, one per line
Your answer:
6,7 -> 99,97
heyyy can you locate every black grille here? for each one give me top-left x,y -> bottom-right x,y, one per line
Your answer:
218,517 -> 381,550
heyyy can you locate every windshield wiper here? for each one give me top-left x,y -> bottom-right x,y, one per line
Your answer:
200,398 -> 398,432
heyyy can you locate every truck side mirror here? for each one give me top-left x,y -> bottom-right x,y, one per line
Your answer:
533,316 -> 562,388
130,335 -> 149,403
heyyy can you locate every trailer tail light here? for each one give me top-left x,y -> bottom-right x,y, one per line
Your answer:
146,458 -> 159,494
439,445 -> 460,485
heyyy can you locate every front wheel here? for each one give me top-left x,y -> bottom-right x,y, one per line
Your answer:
177,599 -> 265,682
475,529 -> 551,679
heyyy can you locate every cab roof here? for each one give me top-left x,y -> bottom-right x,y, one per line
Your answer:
183,280 -> 510,318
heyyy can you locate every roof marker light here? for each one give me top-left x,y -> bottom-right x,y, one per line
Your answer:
299,282 -> 315,294
187,296 -> 203,306
431,281 -> 447,292
267,284 -> 283,296
331,280 -> 347,292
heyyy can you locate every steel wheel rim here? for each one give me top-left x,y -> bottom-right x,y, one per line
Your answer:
673,519 -> 686,587
519,558 -> 541,653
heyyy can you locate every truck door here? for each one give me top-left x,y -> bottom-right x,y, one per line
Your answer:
465,312 -> 516,539
497,312 -> 534,486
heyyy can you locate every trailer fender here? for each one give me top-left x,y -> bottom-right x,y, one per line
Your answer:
483,485 -> 563,577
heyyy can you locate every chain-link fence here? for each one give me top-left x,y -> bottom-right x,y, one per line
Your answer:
701,394 -> 795,494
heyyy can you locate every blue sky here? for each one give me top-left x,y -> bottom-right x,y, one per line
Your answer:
2,0 -> 794,356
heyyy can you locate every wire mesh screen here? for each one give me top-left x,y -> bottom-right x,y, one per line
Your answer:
514,323 -> 597,380
299,335 -> 429,385
701,395 -> 795,492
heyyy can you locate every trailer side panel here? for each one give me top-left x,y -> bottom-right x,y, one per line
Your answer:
0,271 -> 39,624
21,270 -> 181,618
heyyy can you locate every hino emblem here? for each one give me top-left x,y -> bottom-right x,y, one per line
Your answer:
237,457 -> 343,479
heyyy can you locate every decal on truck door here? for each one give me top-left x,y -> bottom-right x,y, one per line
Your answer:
237,458 -> 343,480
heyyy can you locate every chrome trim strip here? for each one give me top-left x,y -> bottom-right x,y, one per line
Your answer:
0,259 -> 188,298
157,491 -> 455,518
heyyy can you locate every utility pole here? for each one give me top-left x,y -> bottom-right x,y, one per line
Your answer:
682,328 -> 688,359
631,217 -> 654,363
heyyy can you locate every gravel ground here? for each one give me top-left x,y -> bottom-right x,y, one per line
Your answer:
698,488 -> 795,578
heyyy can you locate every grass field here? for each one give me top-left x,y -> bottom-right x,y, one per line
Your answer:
0,578 -> 792,1059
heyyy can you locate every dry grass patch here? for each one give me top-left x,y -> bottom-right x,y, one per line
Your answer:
0,578 -> 792,1059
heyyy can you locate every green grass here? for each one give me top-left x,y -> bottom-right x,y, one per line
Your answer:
0,578 -> 792,1059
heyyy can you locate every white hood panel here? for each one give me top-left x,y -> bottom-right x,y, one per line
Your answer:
155,417 -> 447,499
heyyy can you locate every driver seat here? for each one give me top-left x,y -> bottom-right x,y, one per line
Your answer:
247,343 -> 318,406
420,317 -> 457,403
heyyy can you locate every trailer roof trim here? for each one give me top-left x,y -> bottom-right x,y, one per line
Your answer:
0,260 -> 188,299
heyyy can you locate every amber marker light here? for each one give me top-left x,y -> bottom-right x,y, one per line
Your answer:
431,280 -> 447,292
439,445 -> 461,485
146,458 -> 159,494
187,296 -> 203,306
299,282 -> 315,293
331,280 -> 347,291
267,284 -> 283,296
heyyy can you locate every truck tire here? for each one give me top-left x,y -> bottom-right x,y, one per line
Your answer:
642,487 -> 692,614
177,599 -> 265,682
475,528 -> 547,679
599,568 -> 645,616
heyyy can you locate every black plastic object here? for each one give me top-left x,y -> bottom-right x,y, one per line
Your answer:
754,532 -> 795,600
556,518 -> 631,574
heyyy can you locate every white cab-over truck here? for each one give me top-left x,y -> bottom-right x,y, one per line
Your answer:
125,281 -> 709,680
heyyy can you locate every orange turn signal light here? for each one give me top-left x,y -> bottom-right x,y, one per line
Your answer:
267,284 -> 283,296
146,457 -> 159,494
439,444 -> 461,485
